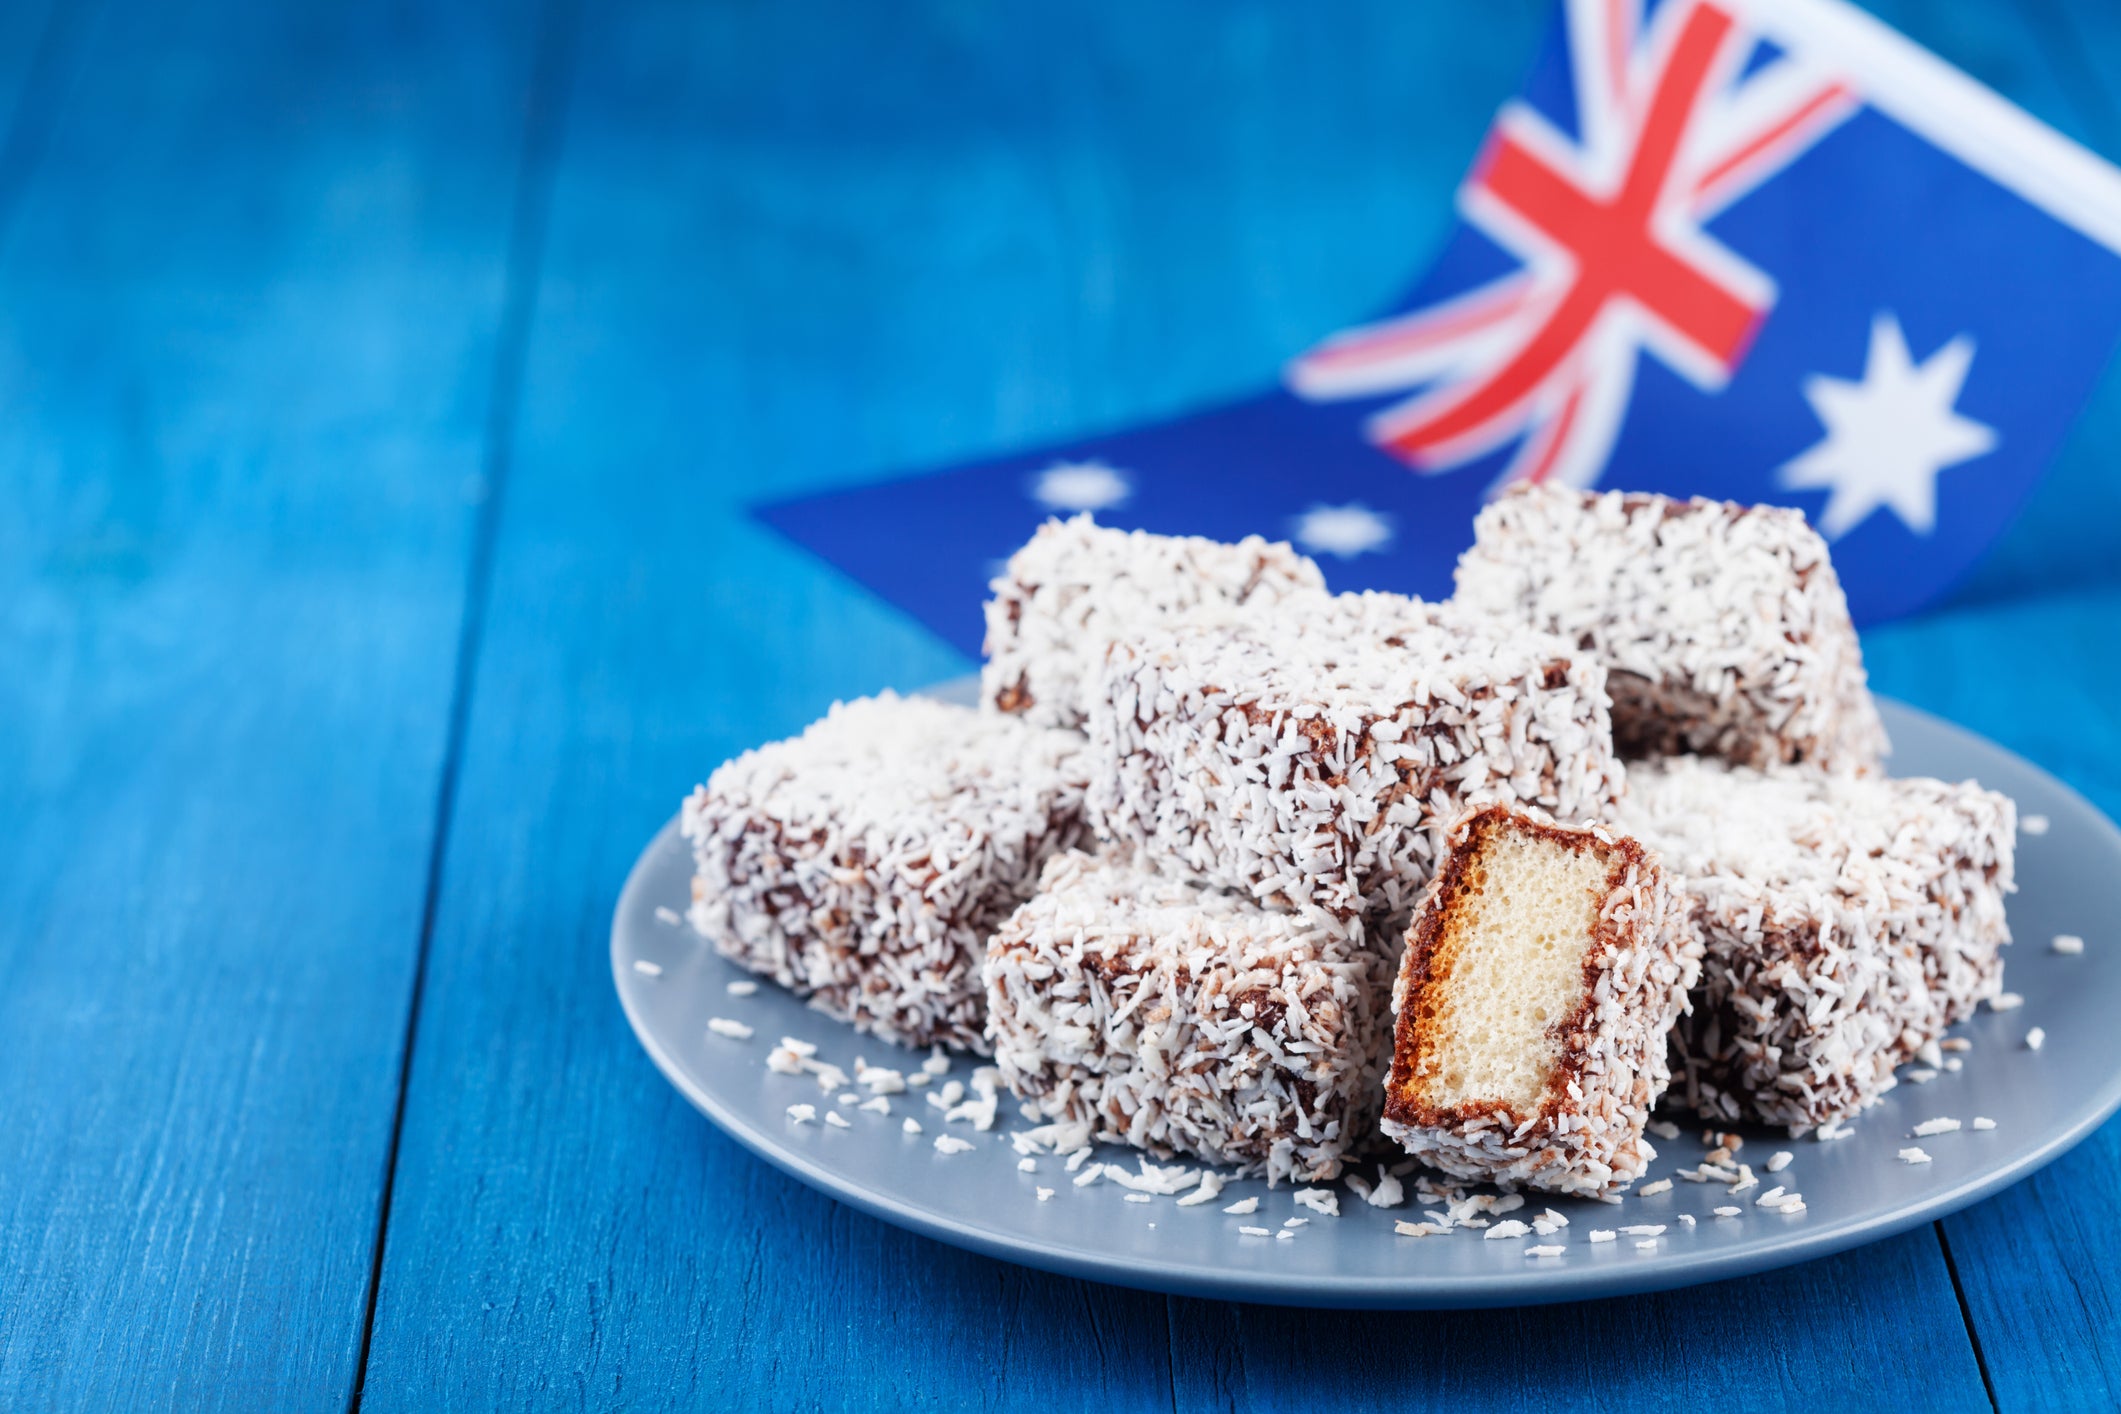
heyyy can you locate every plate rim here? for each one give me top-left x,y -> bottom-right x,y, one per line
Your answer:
613,693 -> 2121,1308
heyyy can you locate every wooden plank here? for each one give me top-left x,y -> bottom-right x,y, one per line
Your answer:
1865,585 -> 2121,1411
0,0 -> 542,1404
1169,1230 -> 1985,1411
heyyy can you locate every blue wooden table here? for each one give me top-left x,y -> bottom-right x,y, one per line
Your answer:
6,0 -> 2121,1407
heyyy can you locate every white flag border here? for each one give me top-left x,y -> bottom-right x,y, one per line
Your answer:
1733,0 -> 2121,256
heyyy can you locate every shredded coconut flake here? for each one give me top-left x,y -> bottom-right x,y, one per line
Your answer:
1990,992 -> 2024,1012
632,959 -> 662,977
1036,1187 -> 1054,1202
1224,1197 -> 1260,1216
786,1104 -> 816,1124
1765,1151 -> 1793,1173
933,1135 -> 975,1155
1912,1118 -> 1962,1137
902,1118 -> 922,1135
654,906 -> 681,926
2025,1027 -> 2046,1052
726,979 -> 759,997
2054,934 -> 2085,955
1636,1179 -> 1673,1197
1899,1147 -> 1932,1165
707,1017 -> 753,1040
1526,1245 -> 1566,1258
2022,814 -> 2050,836
1972,1117 -> 1996,1131
1589,1230 -> 1616,1243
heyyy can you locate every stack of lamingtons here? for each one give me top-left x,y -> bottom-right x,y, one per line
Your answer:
682,491 -> 2018,1195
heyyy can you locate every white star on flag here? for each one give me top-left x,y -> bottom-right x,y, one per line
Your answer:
1778,312 -> 1998,538
1292,503 -> 1394,559
1029,461 -> 1131,513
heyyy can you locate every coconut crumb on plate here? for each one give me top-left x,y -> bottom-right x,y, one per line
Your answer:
1899,1147 -> 1932,1164
2026,1027 -> 2046,1051
933,1135 -> 975,1155
2022,814 -> 2050,835
654,906 -> 681,926
1589,1230 -> 1616,1243
1636,1179 -> 1673,1197
706,1018 -> 753,1040
1973,1117 -> 1997,1130
726,979 -> 759,997
1912,1118 -> 1961,1137
2054,934 -> 2085,955
632,959 -> 663,977
1224,1197 -> 1260,1216
787,1104 -> 816,1124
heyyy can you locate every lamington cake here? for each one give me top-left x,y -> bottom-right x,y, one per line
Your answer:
1085,591 -> 1623,939
1382,805 -> 1699,1195
981,513 -> 1326,731
1620,756 -> 2016,1132
1453,485 -> 1888,772
986,851 -> 1394,1182
682,692 -> 1087,1051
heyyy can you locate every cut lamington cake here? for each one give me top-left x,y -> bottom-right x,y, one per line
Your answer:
986,851 -> 1394,1183
1620,756 -> 2016,1132
1085,591 -> 1622,940
682,692 -> 1087,1051
1383,805 -> 1699,1195
1453,485 -> 1887,772
981,513 -> 1326,731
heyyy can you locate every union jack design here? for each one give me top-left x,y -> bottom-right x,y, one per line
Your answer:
1287,0 -> 1857,490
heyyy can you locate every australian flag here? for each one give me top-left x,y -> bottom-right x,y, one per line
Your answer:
757,0 -> 2121,657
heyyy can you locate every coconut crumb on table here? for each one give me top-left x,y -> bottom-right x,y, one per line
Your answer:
1765,1151 -> 1793,1173
1636,1179 -> 1673,1197
1177,1175 -> 1227,1208
1295,1189 -> 1340,1218
1017,1157 -> 1036,1173
857,1097 -> 889,1115
1589,1230 -> 1616,1243
1484,1221 -> 1530,1241
1239,1226 -> 1273,1238
1224,1197 -> 1260,1216
1036,1187 -> 1054,1201
1990,992 -> 2025,1012
1618,1224 -> 1665,1237
1396,1221 -> 1448,1237
1647,1120 -> 1681,1141
726,979 -> 759,997
2054,934 -> 2085,955
1713,1207 -> 1741,1218
1124,1193 -> 1152,1204
1073,1165 -> 1104,1188
2026,1027 -> 2046,1052
902,1118 -> 922,1135
1899,1147 -> 1932,1164
1677,1214 -> 1696,1228
787,1104 -> 816,1124
1973,1117 -> 1996,1131
821,1111 -> 848,1129
1275,1230 -> 1296,1242
1912,1118 -> 1961,1137
933,1135 -> 975,1155
1526,1245 -> 1566,1258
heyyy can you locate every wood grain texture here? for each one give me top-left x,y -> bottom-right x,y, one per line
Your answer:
0,0 -> 540,1404
1169,1230 -> 1984,1412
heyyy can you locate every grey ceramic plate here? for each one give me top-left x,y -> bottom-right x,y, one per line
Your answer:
614,688 -> 2121,1308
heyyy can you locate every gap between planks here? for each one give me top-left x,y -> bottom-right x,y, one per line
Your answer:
345,0 -> 585,1406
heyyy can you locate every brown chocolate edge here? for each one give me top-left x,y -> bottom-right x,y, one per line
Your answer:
1382,804 -> 1651,1136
